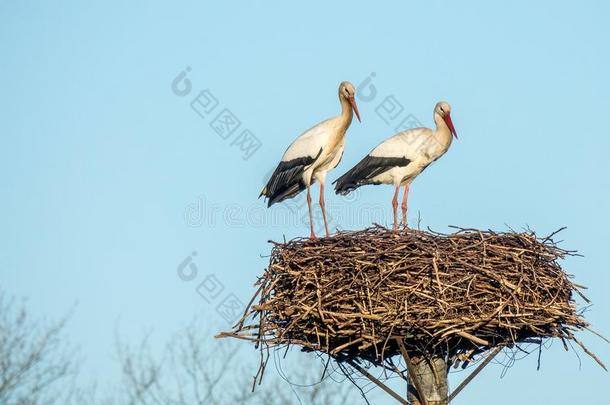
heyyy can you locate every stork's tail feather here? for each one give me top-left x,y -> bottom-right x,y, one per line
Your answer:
261,157 -> 314,207
333,173 -> 361,195
334,155 -> 411,195
261,180 -> 304,207
266,182 -> 306,207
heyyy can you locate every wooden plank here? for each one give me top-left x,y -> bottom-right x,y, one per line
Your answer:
448,346 -> 502,402
346,360 -> 409,405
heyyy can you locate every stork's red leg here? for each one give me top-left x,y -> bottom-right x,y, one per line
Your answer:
392,185 -> 400,232
401,184 -> 410,228
319,181 -> 330,237
307,185 -> 316,240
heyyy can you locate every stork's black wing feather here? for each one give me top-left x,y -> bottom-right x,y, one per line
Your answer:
260,148 -> 322,207
333,155 -> 410,195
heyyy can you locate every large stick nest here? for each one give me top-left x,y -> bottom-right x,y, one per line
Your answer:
220,226 -> 604,370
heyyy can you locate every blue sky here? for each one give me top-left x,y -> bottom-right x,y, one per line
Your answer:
1,0 -> 609,403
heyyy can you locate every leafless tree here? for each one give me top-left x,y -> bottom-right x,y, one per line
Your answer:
0,290 -> 375,404
0,290 -> 76,405
107,318 -> 373,405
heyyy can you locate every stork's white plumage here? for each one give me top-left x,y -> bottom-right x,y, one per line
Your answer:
260,81 -> 361,239
334,101 -> 457,230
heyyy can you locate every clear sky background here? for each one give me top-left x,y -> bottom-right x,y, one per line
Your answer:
1,0 -> 609,403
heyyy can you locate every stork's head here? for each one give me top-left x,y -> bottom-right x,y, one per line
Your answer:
339,81 -> 361,123
434,101 -> 457,139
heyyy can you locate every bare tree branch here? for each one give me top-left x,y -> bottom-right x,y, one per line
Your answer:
0,290 -> 75,405
110,317 -> 372,404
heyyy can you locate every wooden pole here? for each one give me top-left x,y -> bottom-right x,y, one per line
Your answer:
407,356 -> 448,405
396,338 -> 448,405
396,339 -> 428,405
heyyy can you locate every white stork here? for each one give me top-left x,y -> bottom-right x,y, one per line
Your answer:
334,101 -> 457,230
260,81 -> 361,239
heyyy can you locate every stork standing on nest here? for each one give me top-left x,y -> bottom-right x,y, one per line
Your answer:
334,101 -> 457,230
260,81 -> 361,239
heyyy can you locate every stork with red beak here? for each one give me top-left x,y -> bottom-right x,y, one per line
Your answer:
260,81 -> 361,239
334,101 -> 457,230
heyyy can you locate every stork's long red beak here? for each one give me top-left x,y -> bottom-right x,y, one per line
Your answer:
443,113 -> 458,139
349,96 -> 361,123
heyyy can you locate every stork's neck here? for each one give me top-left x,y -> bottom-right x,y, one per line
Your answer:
433,112 -> 453,149
338,95 -> 354,131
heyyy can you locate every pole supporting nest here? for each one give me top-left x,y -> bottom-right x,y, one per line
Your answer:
347,344 -> 502,405
396,338 -> 430,405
